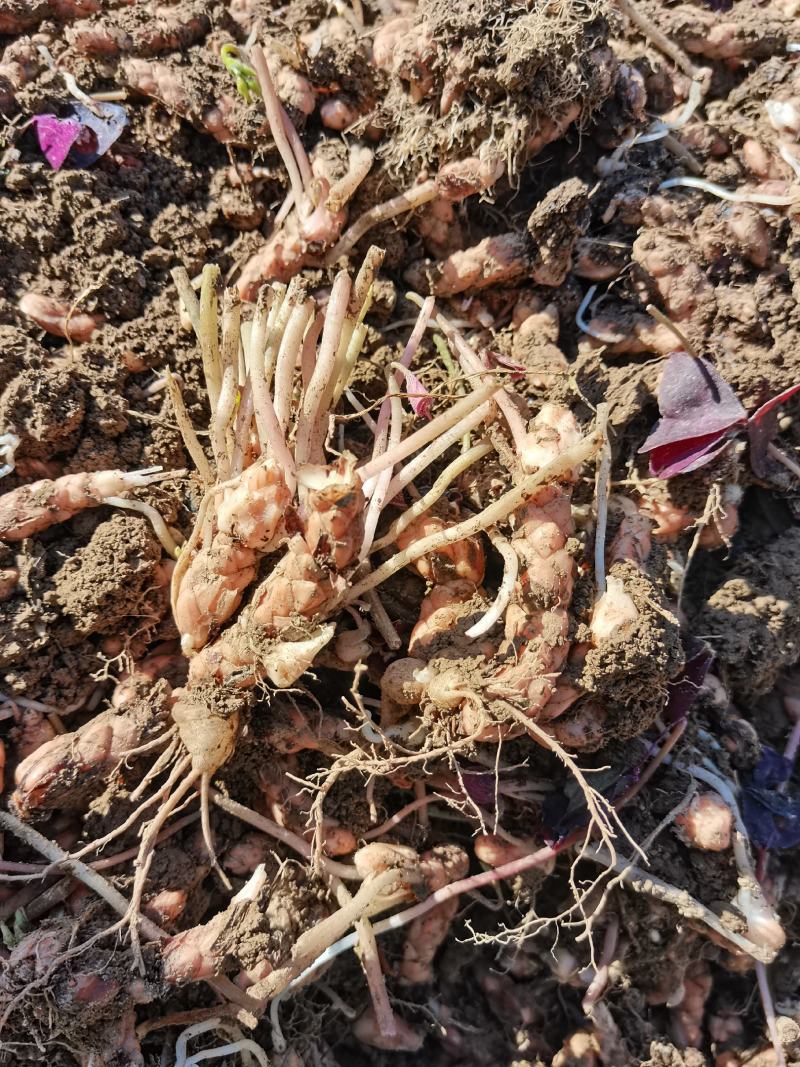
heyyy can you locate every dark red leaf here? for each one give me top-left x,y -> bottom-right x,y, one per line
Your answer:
487,350 -> 526,381
747,382 -> 800,478
393,365 -> 433,420
640,352 -> 746,476
646,433 -> 733,479
663,641 -> 714,725
742,748 -> 800,850
31,114 -> 81,170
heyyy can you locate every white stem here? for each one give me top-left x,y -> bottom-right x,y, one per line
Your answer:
360,372 -> 404,557
659,176 -> 798,206
358,383 -> 498,483
175,1019 -> 223,1067
230,380 -> 254,477
184,1040 -> 270,1067
576,285 -> 625,344
212,362 -> 238,480
324,179 -> 438,265
768,441 -> 800,480
382,400 -> 492,503
295,271 -> 352,466
465,530 -> 518,638
103,497 -> 182,559
273,299 -> 314,433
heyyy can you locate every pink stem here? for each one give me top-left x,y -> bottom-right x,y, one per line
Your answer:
447,324 -> 529,455
250,348 -> 297,485
362,793 -> 439,840
360,375 -> 403,556
273,188 -> 295,229
372,296 -> 435,447
300,312 -> 325,391
375,841 -> 562,932
298,271 -> 352,466
783,717 -> 800,767
756,960 -> 787,1067
250,47 -> 307,212
356,918 -> 397,1038
0,860 -> 45,873
280,111 -> 313,197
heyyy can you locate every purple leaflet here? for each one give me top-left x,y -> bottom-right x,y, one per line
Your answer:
392,364 -> 433,420
542,647 -> 711,842
541,761 -> 632,841
639,351 -> 746,477
741,747 -> 800,850
461,771 -> 497,809
747,382 -> 800,479
69,102 -> 128,165
30,114 -> 81,170
663,641 -> 714,726
487,350 -> 526,382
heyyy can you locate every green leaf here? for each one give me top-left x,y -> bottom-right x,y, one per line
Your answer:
220,44 -> 261,104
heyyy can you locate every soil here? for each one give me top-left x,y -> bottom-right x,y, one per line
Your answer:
1,1 -> 800,1066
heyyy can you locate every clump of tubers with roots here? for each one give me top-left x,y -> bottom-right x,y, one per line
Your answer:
3,239 -> 783,1056
2,15 -> 796,1063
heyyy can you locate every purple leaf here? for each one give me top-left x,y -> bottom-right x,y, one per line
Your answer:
487,350 -> 526,381
742,747 -> 800,850
31,114 -> 81,170
542,647 -> 711,842
541,761 -> 631,841
393,365 -> 433,420
663,641 -> 714,726
645,433 -> 733,479
461,771 -> 496,809
747,382 -> 800,479
70,102 -> 128,165
640,352 -> 746,477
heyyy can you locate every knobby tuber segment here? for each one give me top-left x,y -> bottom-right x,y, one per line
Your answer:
1,0 -> 800,1064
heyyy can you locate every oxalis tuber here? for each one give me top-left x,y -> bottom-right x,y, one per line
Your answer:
380,402 -> 601,746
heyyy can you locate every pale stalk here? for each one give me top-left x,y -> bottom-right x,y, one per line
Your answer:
324,180 -> 438,265
250,46 -> 308,214
295,270 -> 352,466
381,399 -> 493,504
370,440 -> 493,553
358,383 -> 498,483
360,371 -> 404,558
164,369 -> 213,484
345,430 -> 601,604
465,529 -> 518,638
199,264 -> 222,409
273,298 -> 314,433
